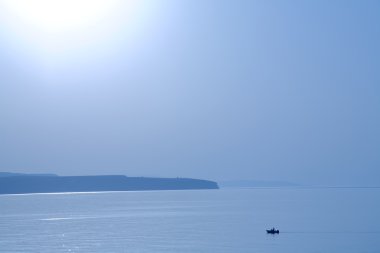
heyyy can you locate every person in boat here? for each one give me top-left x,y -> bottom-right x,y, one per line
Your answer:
267,227 -> 279,233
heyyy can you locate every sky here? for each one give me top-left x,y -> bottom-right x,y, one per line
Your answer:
0,0 -> 379,185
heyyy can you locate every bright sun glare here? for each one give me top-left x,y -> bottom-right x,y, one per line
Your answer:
2,0 -> 121,32
1,0 -> 153,68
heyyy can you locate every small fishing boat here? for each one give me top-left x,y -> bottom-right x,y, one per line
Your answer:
266,228 -> 279,234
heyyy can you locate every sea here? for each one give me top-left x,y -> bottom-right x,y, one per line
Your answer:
0,187 -> 379,253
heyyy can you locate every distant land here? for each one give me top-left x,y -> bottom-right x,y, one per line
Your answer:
0,172 -> 219,194
219,180 -> 300,188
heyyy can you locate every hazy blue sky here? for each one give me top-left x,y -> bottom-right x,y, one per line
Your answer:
0,0 -> 379,185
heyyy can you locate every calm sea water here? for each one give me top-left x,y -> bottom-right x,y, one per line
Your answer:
0,188 -> 379,253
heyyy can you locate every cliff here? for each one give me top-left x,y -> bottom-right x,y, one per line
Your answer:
0,174 -> 219,194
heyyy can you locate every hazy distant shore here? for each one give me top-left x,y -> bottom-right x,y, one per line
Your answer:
0,173 -> 219,194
